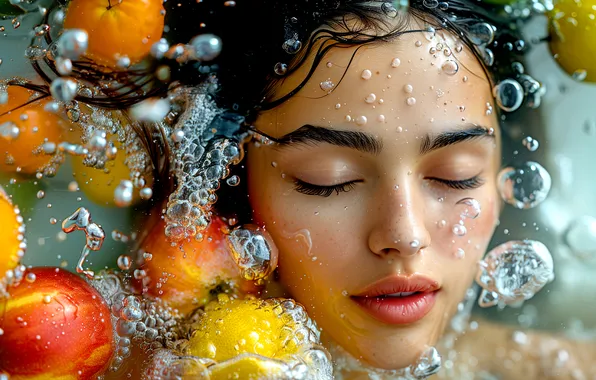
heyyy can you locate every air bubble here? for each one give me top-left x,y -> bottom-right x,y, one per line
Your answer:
50,77 -> 78,103
494,79 -> 523,112
55,29 -> 88,60
117,255 -> 132,271
189,34 -> 222,61
497,162 -> 551,209
274,62 -> 288,75
522,136 -> 539,152
114,180 -> 134,207
226,175 -> 240,186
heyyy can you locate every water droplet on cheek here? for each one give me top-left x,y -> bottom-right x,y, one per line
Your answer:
404,84 -> 413,93
453,224 -> 467,236
361,69 -> 372,80
441,60 -> 459,75
391,58 -> 401,67
406,97 -> 417,106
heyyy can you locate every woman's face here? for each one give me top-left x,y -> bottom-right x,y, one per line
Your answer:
247,24 -> 501,370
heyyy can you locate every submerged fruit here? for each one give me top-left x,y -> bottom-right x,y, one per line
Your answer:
185,295 -> 330,380
548,0 -> 596,82
0,267 -> 115,379
0,86 -> 67,175
63,0 -> 166,68
0,186 -> 24,280
138,217 -> 259,315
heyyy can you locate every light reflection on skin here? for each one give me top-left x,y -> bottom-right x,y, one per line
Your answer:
246,20 -> 501,371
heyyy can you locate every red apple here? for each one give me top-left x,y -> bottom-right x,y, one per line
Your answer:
138,216 -> 260,315
0,267 -> 115,379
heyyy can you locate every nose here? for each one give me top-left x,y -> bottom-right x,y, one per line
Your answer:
367,181 -> 431,258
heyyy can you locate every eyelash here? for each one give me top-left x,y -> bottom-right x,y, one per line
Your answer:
293,175 -> 484,197
426,175 -> 485,190
293,179 -> 359,197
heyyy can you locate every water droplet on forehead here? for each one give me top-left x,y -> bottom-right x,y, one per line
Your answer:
365,93 -> 376,103
498,162 -> 551,209
361,69 -> 372,80
441,60 -> 459,75
403,84 -> 413,93
355,115 -> 368,126
406,97 -> 416,106
391,57 -> 401,67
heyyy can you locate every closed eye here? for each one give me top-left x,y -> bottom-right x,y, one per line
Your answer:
425,175 -> 485,190
292,179 -> 361,197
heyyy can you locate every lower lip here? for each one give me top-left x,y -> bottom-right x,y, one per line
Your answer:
351,291 -> 438,325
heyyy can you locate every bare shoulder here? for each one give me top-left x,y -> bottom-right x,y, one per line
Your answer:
449,319 -> 596,379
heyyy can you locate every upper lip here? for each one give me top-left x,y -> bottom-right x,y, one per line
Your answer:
352,274 -> 441,297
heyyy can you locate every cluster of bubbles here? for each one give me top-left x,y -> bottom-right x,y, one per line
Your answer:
163,88 -> 243,241
88,272 -> 183,372
476,240 -> 555,308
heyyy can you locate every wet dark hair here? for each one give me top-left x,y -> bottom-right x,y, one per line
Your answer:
163,0 -> 525,122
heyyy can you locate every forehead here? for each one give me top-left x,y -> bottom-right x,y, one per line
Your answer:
257,27 -> 498,138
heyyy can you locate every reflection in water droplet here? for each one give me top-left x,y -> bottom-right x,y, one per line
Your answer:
497,162 -> 551,209
476,240 -> 554,308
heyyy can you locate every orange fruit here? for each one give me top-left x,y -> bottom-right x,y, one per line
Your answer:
63,0 -> 166,68
0,185 -> 24,278
548,0 -> 596,82
0,86 -> 67,175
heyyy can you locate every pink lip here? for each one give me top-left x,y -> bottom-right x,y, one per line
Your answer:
351,274 -> 440,325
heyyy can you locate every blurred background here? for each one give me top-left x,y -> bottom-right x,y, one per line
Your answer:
1,7 -> 595,339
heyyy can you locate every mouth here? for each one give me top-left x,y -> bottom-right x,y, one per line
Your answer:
350,275 -> 440,325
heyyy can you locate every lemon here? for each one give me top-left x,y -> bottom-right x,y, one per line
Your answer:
548,0 -> 596,82
187,295 -> 302,362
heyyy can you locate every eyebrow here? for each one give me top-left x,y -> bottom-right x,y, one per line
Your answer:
419,125 -> 495,155
265,123 -> 493,156
274,124 -> 383,155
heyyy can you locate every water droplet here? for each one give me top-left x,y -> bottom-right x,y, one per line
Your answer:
494,79 -> 524,112
456,198 -> 481,219
391,57 -> 401,67
56,29 -> 88,60
377,114 -> 386,123
455,248 -> 465,259
117,255 -> 132,270
572,69 -> 587,81
25,272 -> 36,283
411,346 -> 442,378
415,40 -> 423,47
50,77 -> 78,103
139,187 -> 153,200
36,190 -> 45,199
406,97 -> 416,106
476,240 -> 554,308
403,84 -> 413,93
497,162 -> 551,209
365,93 -> 376,103
226,225 -> 278,280
468,22 -> 496,46
319,79 -> 335,92
226,175 -> 240,186
335,103 -> 341,110
49,218 -> 57,224
55,57 -> 73,75
150,38 -> 169,59
396,126 -> 403,133
410,240 -> 420,248
355,115 -> 367,126
189,34 -> 222,61
114,180 -> 134,207
361,69 -> 372,80
441,60 -> 459,75
0,122 -> 20,140
522,136 -> 539,152
282,36 -> 302,54
452,224 -> 467,236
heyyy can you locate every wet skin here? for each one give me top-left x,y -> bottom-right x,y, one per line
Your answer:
247,21 -> 501,370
